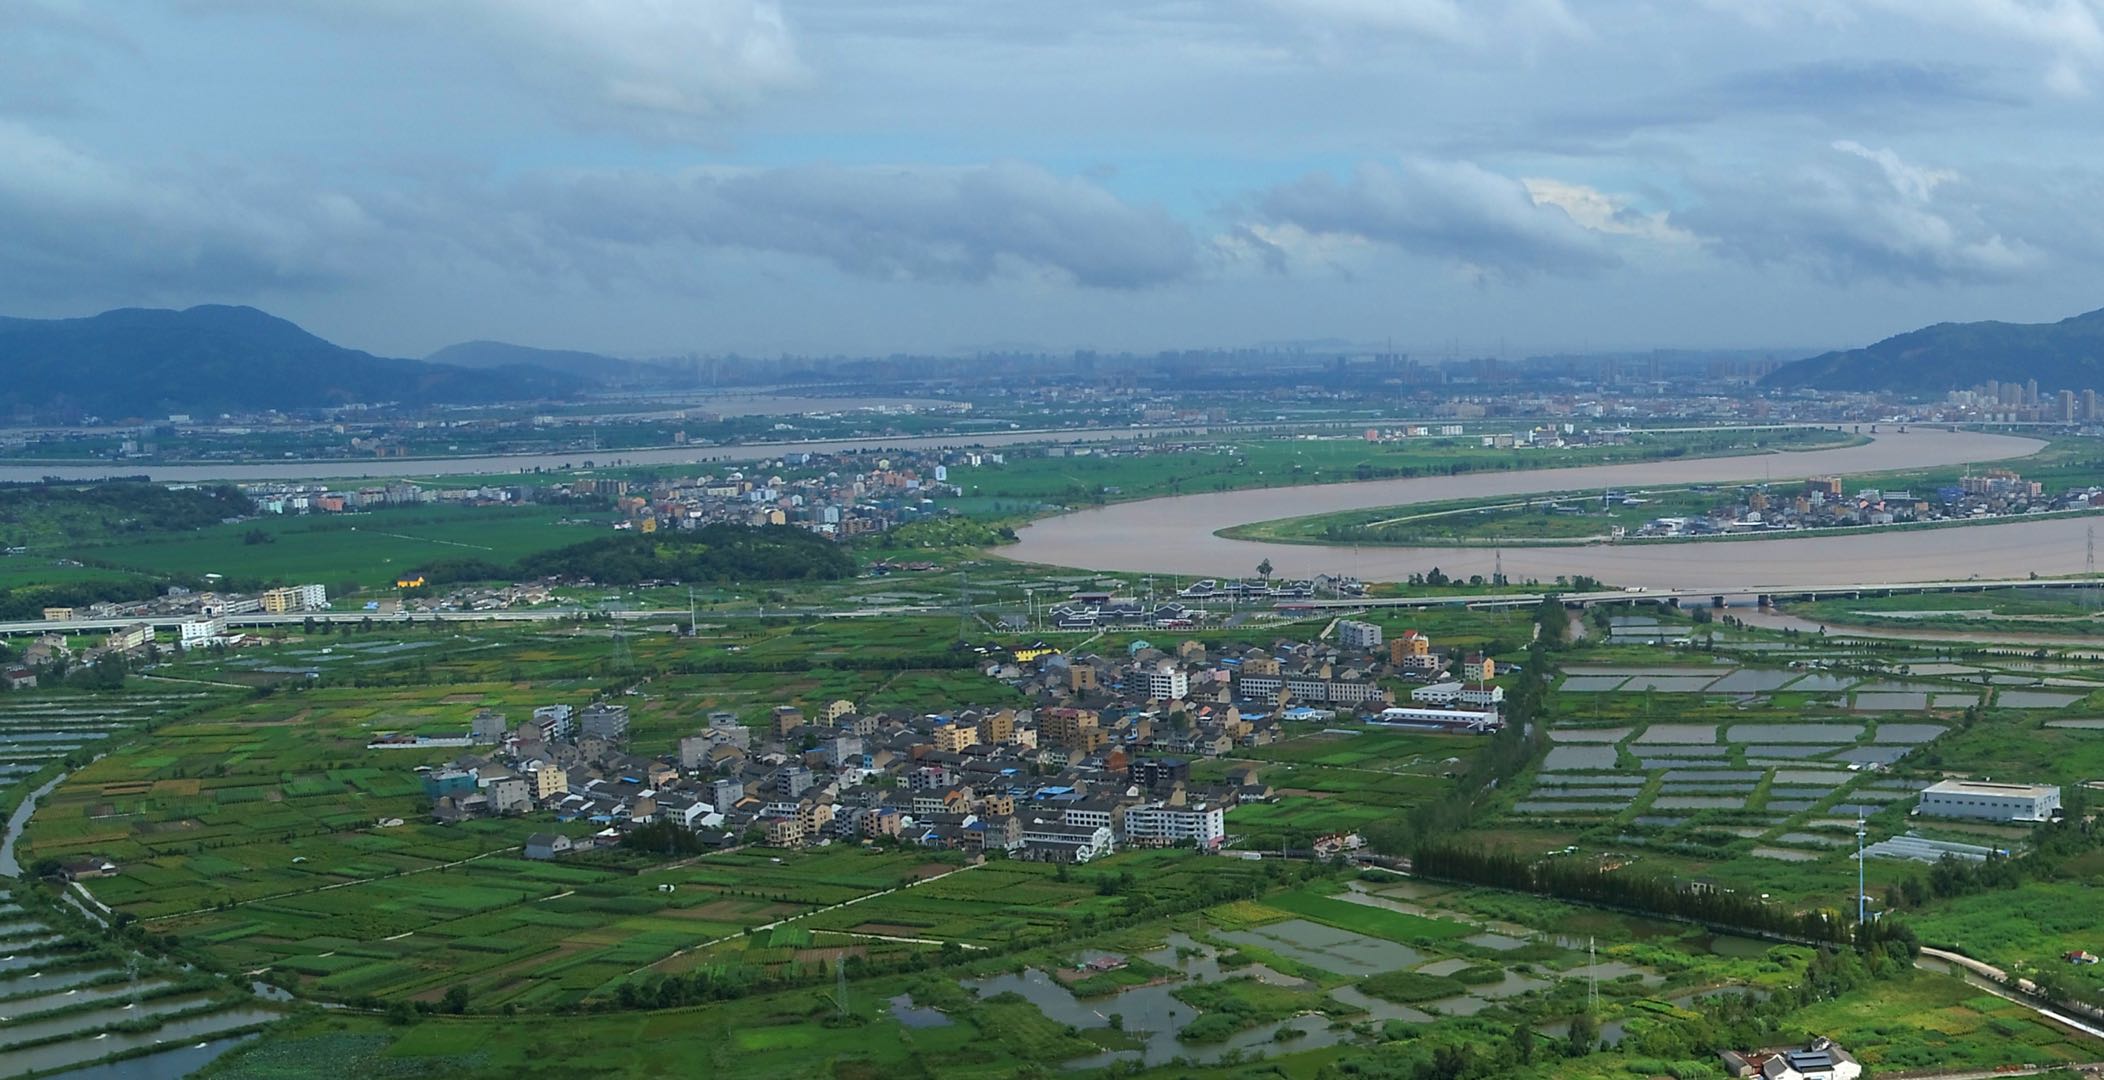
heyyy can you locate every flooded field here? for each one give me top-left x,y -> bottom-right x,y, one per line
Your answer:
1221,920 -> 1423,976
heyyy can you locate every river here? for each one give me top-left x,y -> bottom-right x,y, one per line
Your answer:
1004,428 -> 2066,589
0,771 -> 66,878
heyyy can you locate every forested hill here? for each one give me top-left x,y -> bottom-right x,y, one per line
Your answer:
425,524 -> 858,587
1763,307 -> 2104,394
0,482 -> 251,548
0,305 -> 581,418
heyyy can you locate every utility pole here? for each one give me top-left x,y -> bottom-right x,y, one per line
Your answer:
2089,525 -> 2097,610
1856,811 -> 1868,927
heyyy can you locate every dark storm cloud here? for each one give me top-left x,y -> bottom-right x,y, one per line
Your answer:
0,121 -> 368,300
1253,161 -> 1618,278
520,162 -> 1203,288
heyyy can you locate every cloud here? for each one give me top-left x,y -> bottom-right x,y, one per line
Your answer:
1549,60 -> 2015,141
0,123 -> 1201,301
1251,161 -> 1621,278
0,121 -> 374,300
502,162 -> 1204,289
1703,0 -> 2104,96
0,2 -> 134,116
1257,0 -> 1587,45
1681,141 -> 2036,283
1871,0 -> 2104,95
1522,179 -> 1694,244
205,0 -> 806,136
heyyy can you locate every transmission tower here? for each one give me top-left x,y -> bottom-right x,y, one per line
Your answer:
1587,937 -> 1598,1011
834,950 -> 850,1016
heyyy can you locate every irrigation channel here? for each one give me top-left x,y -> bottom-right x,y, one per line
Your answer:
1005,427 -> 2079,589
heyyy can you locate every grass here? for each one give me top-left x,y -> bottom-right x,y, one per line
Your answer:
1357,969 -> 1467,1003
1264,889 -> 1473,944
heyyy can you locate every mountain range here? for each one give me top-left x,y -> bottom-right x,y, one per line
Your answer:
1764,307 -> 2104,394
0,306 -> 598,419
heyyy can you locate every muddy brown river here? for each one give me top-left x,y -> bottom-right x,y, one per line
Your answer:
1004,428 -> 2066,589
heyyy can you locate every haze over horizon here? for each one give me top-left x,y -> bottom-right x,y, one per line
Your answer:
7,1 -> 2104,360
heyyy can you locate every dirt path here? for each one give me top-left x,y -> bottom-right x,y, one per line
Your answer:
628,860 -> 988,980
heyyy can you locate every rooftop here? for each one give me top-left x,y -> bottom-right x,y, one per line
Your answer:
1924,779 -> 2059,798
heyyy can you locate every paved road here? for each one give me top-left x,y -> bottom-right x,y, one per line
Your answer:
1005,428 -> 2057,588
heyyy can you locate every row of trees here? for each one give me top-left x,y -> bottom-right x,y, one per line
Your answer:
1411,841 -> 1919,955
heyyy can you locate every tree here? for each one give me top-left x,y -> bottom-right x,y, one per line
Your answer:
442,985 -> 470,1014
1256,558 -> 1273,581
1507,1021 -> 1537,1065
1565,1010 -> 1598,1057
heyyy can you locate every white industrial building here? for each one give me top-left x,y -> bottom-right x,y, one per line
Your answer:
1916,779 -> 2060,823
1371,706 -> 1501,732
1336,619 -> 1384,649
1411,681 -> 1505,706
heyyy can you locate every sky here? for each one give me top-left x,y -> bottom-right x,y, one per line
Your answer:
4,0 -> 2104,360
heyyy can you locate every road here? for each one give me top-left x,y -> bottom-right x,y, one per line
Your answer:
1004,427 -> 2056,589
1919,947 -> 2104,1042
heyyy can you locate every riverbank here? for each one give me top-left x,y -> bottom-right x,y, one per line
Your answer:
1003,428 -> 2049,588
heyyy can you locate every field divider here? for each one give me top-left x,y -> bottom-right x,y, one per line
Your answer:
626,860 -> 988,981
142,845 -> 520,923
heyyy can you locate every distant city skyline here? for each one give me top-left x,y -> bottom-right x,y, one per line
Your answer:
4,2 -> 2103,359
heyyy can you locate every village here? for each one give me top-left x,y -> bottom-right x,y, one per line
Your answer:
1634,468 -> 2095,539
404,621 -> 1502,864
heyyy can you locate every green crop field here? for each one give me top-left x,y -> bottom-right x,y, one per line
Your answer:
934,427 -> 1851,515
79,505 -> 612,590
13,589 -> 2104,1078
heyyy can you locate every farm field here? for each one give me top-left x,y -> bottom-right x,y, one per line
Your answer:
1795,586 -> 2104,637
934,426 -> 1852,514
80,504 -> 613,591
190,867 -> 2103,1079
1195,728 -> 1483,849
9,595 -> 2104,1077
